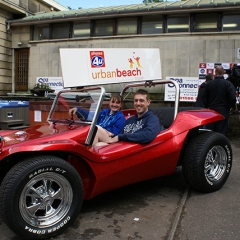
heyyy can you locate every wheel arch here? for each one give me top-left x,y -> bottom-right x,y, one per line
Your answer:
0,150 -> 96,199
177,127 -> 209,166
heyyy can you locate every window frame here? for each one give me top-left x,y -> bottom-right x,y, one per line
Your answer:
51,22 -> 71,39
73,21 -> 91,38
167,14 -> 190,33
222,12 -> 240,31
141,15 -> 164,34
116,17 -> 138,35
33,24 -> 50,40
191,13 -> 219,32
93,18 -> 115,37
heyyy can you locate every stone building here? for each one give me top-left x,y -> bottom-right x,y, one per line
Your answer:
0,0 -> 67,95
5,0 -> 240,95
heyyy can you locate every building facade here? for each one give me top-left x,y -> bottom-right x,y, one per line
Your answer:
0,0 -> 67,95
6,0 -> 240,95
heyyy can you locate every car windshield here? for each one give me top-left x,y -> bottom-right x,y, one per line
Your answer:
48,87 -> 107,125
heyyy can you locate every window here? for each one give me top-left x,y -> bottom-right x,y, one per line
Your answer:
141,15 -> 163,34
52,22 -> 70,39
222,13 -> 240,31
73,22 -> 91,37
93,19 -> 114,36
117,18 -> 138,35
193,13 -> 218,32
34,25 -> 50,40
167,15 -> 189,33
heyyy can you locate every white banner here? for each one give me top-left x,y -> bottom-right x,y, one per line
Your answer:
164,77 -> 199,102
60,48 -> 162,87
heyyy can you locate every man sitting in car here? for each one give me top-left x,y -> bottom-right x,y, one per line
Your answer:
94,89 -> 161,146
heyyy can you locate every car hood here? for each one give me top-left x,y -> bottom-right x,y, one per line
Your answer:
0,122 -> 90,147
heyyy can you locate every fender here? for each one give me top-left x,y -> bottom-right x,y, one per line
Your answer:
170,109 -> 224,135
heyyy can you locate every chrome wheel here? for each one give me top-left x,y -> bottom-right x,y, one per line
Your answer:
204,145 -> 227,182
19,172 -> 73,228
182,132 -> 232,192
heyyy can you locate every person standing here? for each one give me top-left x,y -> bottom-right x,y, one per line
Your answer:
195,73 -> 214,107
202,66 -> 236,135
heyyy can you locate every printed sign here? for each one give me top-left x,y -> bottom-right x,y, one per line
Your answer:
36,77 -> 64,93
237,48 -> 240,60
60,48 -> 162,87
164,77 -> 199,102
198,62 -> 238,85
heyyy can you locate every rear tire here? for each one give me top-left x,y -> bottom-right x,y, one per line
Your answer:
182,132 -> 232,193
0,155 -> 83,239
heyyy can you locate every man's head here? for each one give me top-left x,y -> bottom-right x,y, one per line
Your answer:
205,73 -> 214,82
133,89 -> 150,117
215,66 -> 225,76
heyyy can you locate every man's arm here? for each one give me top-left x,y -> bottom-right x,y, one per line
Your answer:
106,135 -> 119,143
227,82 -> 237,108
202,84 -> 208,108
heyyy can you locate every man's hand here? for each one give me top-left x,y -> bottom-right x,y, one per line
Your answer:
94,136 -> 119,147
107,136 -> 119,143
105,130 -> 114,138
69,107 -> 77,116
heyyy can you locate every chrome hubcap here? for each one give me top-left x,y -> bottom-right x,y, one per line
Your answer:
19,172 -> 73,228
204,145 -> 227,182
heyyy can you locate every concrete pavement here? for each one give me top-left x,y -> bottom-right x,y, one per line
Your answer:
175,139 -> 240,240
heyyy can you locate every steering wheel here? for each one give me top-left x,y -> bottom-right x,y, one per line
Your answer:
75,111 -> 86,121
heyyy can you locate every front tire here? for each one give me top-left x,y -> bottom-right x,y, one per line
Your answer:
182,132 -> 232,193
0,155 -> 83,239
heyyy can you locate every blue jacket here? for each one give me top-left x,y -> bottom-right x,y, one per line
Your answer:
118,110 -> 161,144
77,107 -> 126,136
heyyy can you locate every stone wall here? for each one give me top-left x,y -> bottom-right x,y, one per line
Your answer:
11,25 -> 30,49
21,32 -> 240,93
8,0 -> 56,13
0,9 -> 12,95
0,0 -> 65,95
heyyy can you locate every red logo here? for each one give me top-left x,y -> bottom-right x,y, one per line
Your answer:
207,69 -> 214,74
199,63 -> 206,68
90,51 -> 106,68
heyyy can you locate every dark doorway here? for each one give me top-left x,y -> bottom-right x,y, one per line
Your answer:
15,48 -> 29,91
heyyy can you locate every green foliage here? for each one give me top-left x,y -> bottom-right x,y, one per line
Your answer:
33,83 -> 51,89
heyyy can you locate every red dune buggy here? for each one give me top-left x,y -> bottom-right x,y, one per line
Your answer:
0,80 -> 232,239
